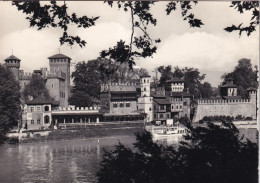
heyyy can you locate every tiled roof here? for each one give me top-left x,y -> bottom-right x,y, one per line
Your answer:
247,87 -> 257,91
170,92 -> 192,97
140,73 -> 151,78
110,91 -> 137,94
153,98 -> 171,105
48,53 -> 71,60
222,96 -> 242,100
26,97 -> 59,105
151,92 -> 167,98
4,55 -> 21,61
220,83 -> 237,88
166,77 -> 184,83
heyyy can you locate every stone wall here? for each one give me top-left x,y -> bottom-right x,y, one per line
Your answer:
193,99 -> 256,122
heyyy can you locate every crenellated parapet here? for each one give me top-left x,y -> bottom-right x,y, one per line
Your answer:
197,99 -> 251,104
19,72 -> 32,80
46,70 -> 66,80
52,106 -> 101,114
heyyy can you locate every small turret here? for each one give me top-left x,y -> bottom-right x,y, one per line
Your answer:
140,74 -> 151,97
4,55 -> 21,81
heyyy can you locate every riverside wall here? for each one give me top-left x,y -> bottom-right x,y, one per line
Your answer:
193,99 -> 256,122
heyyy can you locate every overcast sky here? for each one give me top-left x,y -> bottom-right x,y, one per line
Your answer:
0,1 -> 258,86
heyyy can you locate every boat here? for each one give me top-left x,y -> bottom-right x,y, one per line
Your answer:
147,122 -> 189,139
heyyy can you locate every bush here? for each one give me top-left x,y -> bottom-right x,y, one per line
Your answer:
97,121 -> 258,183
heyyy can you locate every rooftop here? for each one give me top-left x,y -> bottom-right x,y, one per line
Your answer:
170,91 -> 192,97
154,98 -> 171,105
140,73 -> 151,78
4,55 -> 21,61
166,77 -> 184,83
48,53 -> 71,60
26,97 -> 59,105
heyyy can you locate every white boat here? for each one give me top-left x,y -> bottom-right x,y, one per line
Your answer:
147,122 -> 189,139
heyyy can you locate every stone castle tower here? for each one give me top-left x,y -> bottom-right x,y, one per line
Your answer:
137,74 -> 153,121
48,54 -> 71,107
3,53 -> 71,107
4,55 -> 21,81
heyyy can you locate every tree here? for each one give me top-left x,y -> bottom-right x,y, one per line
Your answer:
222,58 -> 258,98
97,120 -> 258,183
70,58 -> 149,107
23,74 -> 51,100
0,65 -> 21,143
157,66 -> 206,98
68,90 -> 93,107
198,82 -> 213,99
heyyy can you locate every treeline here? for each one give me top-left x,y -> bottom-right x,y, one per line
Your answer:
199,115 -> 254,124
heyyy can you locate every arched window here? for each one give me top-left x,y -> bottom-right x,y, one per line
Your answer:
44,115 -> 50,124
144,79 -> 146,83
44,106 -> 49,111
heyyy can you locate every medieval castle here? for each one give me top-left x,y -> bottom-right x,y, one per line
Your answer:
3,54 -> 257,130
4,54 -> 71,107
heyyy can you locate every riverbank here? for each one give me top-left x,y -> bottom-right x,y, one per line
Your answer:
11,122 -> 146,144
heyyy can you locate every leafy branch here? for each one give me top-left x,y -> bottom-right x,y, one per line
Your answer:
101,1 -> 160,69
224,1 -> 259,36
166,1 -> 204,28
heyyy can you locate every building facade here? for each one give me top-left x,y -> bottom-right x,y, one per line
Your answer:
4,53 -> 71,107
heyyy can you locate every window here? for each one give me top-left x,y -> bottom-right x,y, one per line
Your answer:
180,105 -> 182,109
126,103 -> 130,107
31,120 -> 34,124
36,106 -> 41,111
167,114 -> 170,118
176,105 -> 179,109
154,114 -> 157,119
184,101 -> 187,106
44,116 -> 50,124
120,103 -> 124,108
160,105 -> 164,110
30,107 -> 34,112
37,119 -> 41,124
149,107 -> 152,111
144,79 -> 146,83
144,87 -> 146,91
154,105 -> 156,110
160,114 -> 163,118
171,105 -> 174,109
113,103 -> 118,108
44,106 -> 49,111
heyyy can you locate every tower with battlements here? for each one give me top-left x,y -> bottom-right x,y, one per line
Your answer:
137,74 -> 153,121
4,55 -> 21,81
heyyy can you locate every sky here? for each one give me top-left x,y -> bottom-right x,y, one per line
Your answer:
0,1 -> 258,87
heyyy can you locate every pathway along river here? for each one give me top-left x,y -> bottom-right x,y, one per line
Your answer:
0,128 -> 257,183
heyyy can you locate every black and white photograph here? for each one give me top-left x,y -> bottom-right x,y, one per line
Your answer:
0,1 -> 258,183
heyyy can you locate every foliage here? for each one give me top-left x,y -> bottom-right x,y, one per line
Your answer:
70,58 -> 149,107
222,58 -> 258,98
157,65 -> 206,98
224,1 -> 259,36
201,115 -> 254,123
23,74 -> 52,100
97,120 -> 258,183
68,90 -> 93,107
0,65 -> 21,144
199,82 -> 213,98
12,1 -> 99,47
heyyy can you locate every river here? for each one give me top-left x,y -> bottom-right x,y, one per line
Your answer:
0,128 -> 257,183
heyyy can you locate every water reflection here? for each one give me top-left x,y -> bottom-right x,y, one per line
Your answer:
0,129 -> 257,183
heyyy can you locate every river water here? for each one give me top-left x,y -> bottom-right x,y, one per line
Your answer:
0,129 -> 257,183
